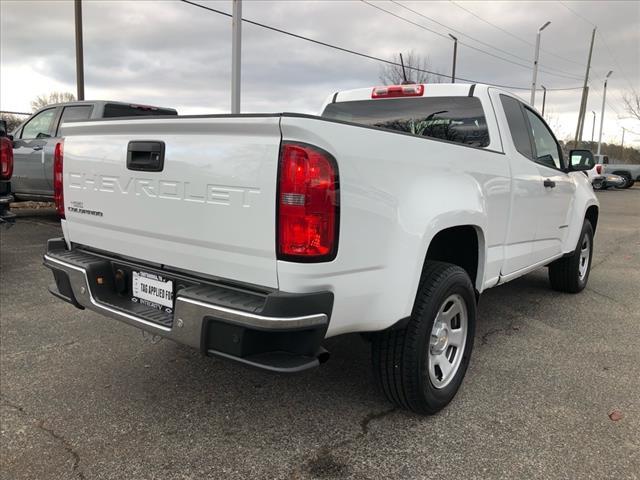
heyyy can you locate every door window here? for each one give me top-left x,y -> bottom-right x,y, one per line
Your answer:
523,108 -> 563,169
499,95 -> 534,159
20,109 -> 56,139
56,105 -> 93,136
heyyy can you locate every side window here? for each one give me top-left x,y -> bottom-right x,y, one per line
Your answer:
499,94 -> 533,159
523,108 -> 562,170
20,109 -> 56,139
56,105 -> 93,136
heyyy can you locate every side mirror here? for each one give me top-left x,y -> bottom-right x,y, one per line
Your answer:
568,149 -> 595,171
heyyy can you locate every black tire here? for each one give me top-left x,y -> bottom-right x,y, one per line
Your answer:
612,171 -> 633,189
548,220 -> 594,293
616,173 -> 631,189
592,179 -> 604,190
372,261 -> 476,415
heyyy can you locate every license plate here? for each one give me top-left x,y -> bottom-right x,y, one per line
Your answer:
132,270 -> 174,312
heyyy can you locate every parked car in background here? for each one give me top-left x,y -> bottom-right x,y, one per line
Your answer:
0,120 -> 16,225
10,101 -> 177,201
585,160 -> 626,190
44,83 -> 599,415
595,154 -> 640,188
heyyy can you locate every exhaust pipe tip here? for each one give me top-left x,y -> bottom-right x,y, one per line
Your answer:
317,347 -> 330,364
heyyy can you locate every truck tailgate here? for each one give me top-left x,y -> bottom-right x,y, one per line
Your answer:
61,116 -> 282,288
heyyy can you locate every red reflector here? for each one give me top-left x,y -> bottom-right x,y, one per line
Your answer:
277,143 -> 339,261
595,164 -> 602,174
0,137 -> 13,180
372,84 -> 424,98
54,141 -> 65,218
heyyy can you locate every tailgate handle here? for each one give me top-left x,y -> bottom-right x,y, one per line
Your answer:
127,141 -> 165,172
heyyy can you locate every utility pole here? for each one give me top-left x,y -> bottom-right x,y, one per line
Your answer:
621,127 -> 625,156
231,0 -> 242,114
597,71 -> 613,156
449,34 -> 458,83
574,27 -> 597,146
530,21 -> 551,106
591,111 -> 596,143
541,85 -> 547,116
74,0 -> 84,101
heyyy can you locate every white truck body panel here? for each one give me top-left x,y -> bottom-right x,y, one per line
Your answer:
57,84 -> 598,338
62,116 -> 281,288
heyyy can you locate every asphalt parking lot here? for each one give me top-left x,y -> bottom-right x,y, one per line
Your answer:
1,189 -> 639,480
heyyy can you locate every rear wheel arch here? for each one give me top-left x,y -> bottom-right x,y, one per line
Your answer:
421,225 -> 484,293
585,205 -> 598,233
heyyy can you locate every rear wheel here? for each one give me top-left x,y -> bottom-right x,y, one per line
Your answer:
592,179 -> 604,190
548,220 -> 594,293
613,172 -> 633,189
372,261 -> 476,415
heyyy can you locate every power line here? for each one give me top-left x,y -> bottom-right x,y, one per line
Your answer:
180,0 -> 582,91
391,0 -> 584,80
362,0 -> 583,81
448,0 -> 595,72
596,31 -> 637,93
557,1 -> 596,27
557,0 -> 636,91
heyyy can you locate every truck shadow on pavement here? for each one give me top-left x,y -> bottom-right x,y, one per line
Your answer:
80,267 -> 563,477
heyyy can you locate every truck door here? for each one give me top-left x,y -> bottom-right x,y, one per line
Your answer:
495,93 -> 545,275
11,107 -> 58,197
44,105 -> 94,188
521,106 -> 575,263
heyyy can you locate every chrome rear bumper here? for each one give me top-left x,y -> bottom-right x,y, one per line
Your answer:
44,240 -> 333,372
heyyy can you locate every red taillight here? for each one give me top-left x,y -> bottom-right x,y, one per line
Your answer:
277,143 -> 339,261
595,164 -> 602,174
0,137 -> 13,180
54,140 -> 65,218
372,84 -> 424,99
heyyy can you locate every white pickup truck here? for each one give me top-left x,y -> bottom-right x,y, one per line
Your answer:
44,83 -> 599,414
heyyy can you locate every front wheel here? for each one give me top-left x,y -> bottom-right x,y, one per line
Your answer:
372,261 -> 476,415
548,220 -> 594,293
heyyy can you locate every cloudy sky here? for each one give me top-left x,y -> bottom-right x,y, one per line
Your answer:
1,0 -> 638,146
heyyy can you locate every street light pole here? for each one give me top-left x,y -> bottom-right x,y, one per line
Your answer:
591,111 -> 596,143
231,0 -> 242,114
530,21 -> 551,106
449,34 -> 458,83
574,27 -> 597,145
597,71 -> 613,156
541,85 -> 547,116
74,0 -> 85,101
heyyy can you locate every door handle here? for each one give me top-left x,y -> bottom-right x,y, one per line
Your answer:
32,145 -> 43,151
543,178 -> 556,188
127,141 -> 165,172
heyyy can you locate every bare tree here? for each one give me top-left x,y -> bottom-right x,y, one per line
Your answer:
623,91 -> 640,121
0,113 -> 28,132
379,51 -> 445,85
30,92 -> 76,112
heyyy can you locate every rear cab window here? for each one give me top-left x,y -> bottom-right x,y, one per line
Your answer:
103,103 -> 177,118
322,96 -> 490,148
56,105 -> 93,136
